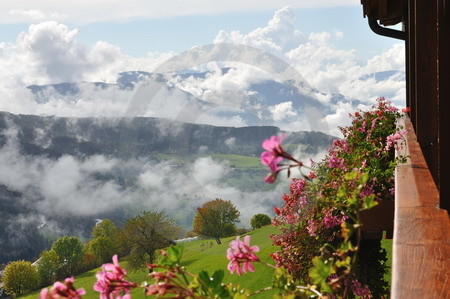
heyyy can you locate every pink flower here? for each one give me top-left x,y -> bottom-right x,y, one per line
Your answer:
323,210 -> 348,229
260,135 -> 285,171
227,235 -> 260,275
40,277 -> 85,299
385,129 -> 407,151
264,172 -> 278,183
145,270 -> 193,297
307,219 -> 317,237
146,283 -> 173,296
349,279 -> 372,299
402,107 -> 411,113
290,178 -> 307,195
262,135 -> 285,154
94,255 -> 137,299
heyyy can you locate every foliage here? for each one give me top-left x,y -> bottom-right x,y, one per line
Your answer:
51,236 -> 84,278
36,250 -> 59,287
91,219 -> 120,240
119,210 -> 182,270
269,98 -> 407,297
250,214 -> 272,230
2,260 -> 39,296
236,227 -> 251,235
193,198 -> 240,242
79,252 -> 97,273
88,236 -> 116,265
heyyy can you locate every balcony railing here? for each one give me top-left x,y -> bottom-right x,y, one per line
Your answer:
392,117 -> 450,298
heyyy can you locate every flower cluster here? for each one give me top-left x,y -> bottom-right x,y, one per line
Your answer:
40,277 -> 85,299
145,268 -> 194,298
349,279 -> 372,299
226,235 -> 260,275
385,129 -> 407,151
268,98 -> 407,297
93,255 -> 137,299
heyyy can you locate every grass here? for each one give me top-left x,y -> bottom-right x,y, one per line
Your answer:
155,153 -> 264,170
381,237 -> 393,288
20,225 -> 279,299
20,228 -> 393,299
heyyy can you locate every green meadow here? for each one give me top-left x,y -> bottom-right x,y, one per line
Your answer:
20,226 -> 392,299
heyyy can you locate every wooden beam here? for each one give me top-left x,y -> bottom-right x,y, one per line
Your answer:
408,0 -> 440,194
438,0 -> 450,211
393,118 -> 450,298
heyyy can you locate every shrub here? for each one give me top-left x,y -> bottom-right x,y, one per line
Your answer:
2,260 -> 39,296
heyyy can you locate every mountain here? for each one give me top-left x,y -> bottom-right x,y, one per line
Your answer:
0,111 -> 336,264
24,69 -> 360,130
0,112 -> 334,158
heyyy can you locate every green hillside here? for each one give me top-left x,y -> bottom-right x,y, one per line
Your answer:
20,225 -> 393,298
21,225 -> 279,299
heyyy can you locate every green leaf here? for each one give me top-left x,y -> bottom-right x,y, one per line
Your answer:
210,270 -> 225,289
335,256 -> 351,269
197,270 -> 212,294
337,186 -> 347,198
362,195 -> 378,210
168,244 -> 183,262
344,171 -> 358,181
308,257 -> 334,293
359,172 -> 369,184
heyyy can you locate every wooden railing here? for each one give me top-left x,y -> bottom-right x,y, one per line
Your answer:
392,118 -> 450,298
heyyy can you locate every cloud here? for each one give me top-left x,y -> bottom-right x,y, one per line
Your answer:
211,7 -> 405,109
0,122 -> 288,230
1,1 -> 356,25
214,6 -> 306,54
0,8 -> 405,133
269,101 -> 297,121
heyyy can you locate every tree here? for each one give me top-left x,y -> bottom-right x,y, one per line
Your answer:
89,219 -> 121,264
119,211 -> 182,270
193,198 -> 240,243
89,235 -> 116,264
36,250 -> 59,286
250,214 -> 272,230
51,236 -> 84,278
2,260 -> 39,296
92,219 -> 120,240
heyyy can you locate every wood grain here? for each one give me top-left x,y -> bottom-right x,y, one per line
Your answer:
392,118 -> 450,298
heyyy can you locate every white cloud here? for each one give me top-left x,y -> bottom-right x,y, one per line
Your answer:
269,101 -> 297,121
1,1 -> 356,25
214,6 -> 306,55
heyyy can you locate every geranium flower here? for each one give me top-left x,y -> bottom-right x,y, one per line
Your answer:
260,135 -> 285,171
227,235 -> 260,275
385,129 -> 407,151
264,172 -> 278,183
40,277 -> 85,299
94,255 -> 137,299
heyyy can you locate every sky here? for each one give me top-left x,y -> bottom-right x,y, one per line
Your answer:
1,2 -> 399,59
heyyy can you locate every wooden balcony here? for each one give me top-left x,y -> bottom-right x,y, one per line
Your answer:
392,118 -> 450,298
